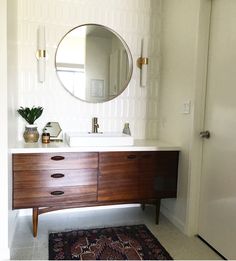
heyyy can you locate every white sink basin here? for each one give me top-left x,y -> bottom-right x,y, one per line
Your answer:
65,132 -> 134,147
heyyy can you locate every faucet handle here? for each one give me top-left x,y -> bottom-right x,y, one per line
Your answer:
92,117 -> 99,133
92,117 -> 98,123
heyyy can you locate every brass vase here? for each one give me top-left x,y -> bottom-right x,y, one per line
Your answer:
23,125 -> 39,143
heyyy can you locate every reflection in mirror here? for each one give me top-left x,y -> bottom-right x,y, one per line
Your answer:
55,24 -> 133,103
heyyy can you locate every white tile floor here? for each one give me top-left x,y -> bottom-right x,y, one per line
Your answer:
10,205 -> 222,260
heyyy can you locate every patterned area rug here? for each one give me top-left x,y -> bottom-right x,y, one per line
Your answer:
49,224 -> 173,260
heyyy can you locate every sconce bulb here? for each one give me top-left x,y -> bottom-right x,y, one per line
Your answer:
38,26 -> 45,50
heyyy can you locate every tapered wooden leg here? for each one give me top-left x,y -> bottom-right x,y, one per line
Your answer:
141,203 -> 146,211
155,199 -> 161,224
33,207 -> 39,237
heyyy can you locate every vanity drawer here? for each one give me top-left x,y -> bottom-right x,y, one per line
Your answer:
14,169 -> 97,189
99,152 -> 140,172
13,152 -> 98,171
13,185 -> 97,209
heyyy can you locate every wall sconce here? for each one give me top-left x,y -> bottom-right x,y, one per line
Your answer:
137,39 -> 149,87
36,26 -> 46,83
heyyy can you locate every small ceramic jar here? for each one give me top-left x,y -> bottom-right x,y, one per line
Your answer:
42,132 -> 50,144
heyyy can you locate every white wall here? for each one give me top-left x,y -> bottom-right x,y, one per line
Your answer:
0,0 -> 10,258
7,0 -> 211,240
7,0 -> 162,248
4,0 -> 212,243
159,0 -> 210,233
15,0 -> 161,140
7,0 -> 19,247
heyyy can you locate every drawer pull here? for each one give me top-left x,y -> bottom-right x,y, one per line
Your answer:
50,191 -> 64,196
51,173 -> 65,178
51,156 -> 65,161
127,154 -> 137,159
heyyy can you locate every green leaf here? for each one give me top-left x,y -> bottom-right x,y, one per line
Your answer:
17,106 -> 44,124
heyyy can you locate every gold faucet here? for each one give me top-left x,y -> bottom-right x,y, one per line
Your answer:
92,117 -> 99,133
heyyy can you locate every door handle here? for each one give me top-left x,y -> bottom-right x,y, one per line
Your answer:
200,130 -> 210,139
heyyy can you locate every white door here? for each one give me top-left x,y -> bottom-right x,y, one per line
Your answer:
198,0 -> 236,259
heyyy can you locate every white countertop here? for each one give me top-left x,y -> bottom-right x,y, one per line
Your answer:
10,139 -> 180,153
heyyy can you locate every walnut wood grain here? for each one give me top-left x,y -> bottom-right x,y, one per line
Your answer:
98,151 -> 179,202
13,152 -> 98,171
33,208 -> 38,237
13,185 -> 97,208
37,200 -> 142,215
139,151 -> 179,199
14,169 -> 97,188
98,152 -> 140,201
12,150 -> 179,237
99,152 -> 139,170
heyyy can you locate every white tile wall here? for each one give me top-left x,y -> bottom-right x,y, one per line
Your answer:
16,0 -> 161,140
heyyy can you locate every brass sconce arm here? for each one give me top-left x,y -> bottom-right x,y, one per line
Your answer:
137,57 -> 149,69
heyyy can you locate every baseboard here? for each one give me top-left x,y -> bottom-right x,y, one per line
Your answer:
160,204 -> 185,233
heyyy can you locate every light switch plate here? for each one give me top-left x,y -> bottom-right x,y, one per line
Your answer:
182,100 -> 191,114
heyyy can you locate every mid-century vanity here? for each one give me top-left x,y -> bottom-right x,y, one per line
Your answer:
12,24 -> 179,237
11,140 -> 179,237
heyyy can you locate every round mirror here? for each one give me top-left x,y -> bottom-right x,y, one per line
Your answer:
55,24 -> 133,103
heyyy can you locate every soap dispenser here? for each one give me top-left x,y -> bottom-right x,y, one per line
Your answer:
123,122 -> 131,135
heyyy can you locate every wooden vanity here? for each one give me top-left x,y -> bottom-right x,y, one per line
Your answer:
12,141 -> 179,237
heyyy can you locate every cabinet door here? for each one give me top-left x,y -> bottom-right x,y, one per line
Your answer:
140,151 -> 179,199
98,152 -> 140,202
